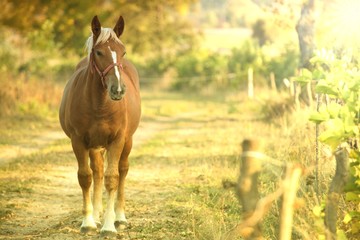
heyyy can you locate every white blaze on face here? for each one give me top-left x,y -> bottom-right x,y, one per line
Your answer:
108,46 -> 122,92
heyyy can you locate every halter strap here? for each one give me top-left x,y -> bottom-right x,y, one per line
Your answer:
90,49 -> 123,88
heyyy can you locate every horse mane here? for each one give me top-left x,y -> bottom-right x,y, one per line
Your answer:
85,27 -> 123,59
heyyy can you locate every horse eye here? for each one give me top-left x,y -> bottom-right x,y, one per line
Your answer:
122,52 -> 126,57
95,50 -> 103,56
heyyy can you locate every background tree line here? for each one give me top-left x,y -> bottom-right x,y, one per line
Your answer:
0,0 -> 354,91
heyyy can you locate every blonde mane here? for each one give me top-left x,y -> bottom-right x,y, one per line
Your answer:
85,27 -> 123,59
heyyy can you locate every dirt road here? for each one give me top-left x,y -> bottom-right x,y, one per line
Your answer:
0,89 -> 254,240
0,115 -> 199,240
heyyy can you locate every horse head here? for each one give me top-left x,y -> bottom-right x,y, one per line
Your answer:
88,15 -> 127,101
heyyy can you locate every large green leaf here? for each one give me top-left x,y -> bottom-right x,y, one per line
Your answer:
309,111 -> 330,124
315,83 -> 339,97
345,192 -> 360,201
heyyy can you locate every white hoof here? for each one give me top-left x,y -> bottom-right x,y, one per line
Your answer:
100,226 -> 117,237
80,217 -> 97,234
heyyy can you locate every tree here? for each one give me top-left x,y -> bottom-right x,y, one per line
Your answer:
0,0 -> 198,58
296,0 -> 316,105
296,0 -> 316,69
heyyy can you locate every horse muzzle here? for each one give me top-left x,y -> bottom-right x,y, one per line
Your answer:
110,84 -> 126,100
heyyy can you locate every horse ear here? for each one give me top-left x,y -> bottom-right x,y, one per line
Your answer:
113,16 -> 125,38
91,15 -> 101,43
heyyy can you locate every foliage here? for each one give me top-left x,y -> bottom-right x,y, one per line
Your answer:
0,0 -> 198,78
263,44 -> 299,87
227,39 -> 264,86
0,31 -> 17,75
171,39 -> 298,91
297,49 -> 360,237
0,0 -> 102,53
252,19 -> 268,46
172,50 -> 229,90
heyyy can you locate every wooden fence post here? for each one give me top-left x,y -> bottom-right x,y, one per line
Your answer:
279,165 -> 303,240
306,82 -> 313,107
248,67 -> 254,99
236,139 -> 263,239
294,82 -> 301,109
270,72 -> 277,92
324,145 -> 349,240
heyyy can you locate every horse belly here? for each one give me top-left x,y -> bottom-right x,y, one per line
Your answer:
85,124 -> 117,149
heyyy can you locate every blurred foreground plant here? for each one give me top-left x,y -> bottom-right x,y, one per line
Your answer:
297,49 -> 360,238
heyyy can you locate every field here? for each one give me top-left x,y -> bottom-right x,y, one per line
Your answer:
201,28 -> 252,52
0,87 -> 333,239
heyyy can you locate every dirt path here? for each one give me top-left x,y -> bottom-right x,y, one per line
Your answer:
0,130 -> 65,167
0,114 -> 197,240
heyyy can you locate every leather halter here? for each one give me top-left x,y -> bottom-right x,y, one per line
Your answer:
90,48 -> 123,88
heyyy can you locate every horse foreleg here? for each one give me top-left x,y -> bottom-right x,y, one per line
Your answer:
100,139 -> 124,235
115,139 -> 132,227
90,149 -> 104,225
72,139 -> 97,233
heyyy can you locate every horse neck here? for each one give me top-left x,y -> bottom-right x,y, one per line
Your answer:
83,66 -> 112,111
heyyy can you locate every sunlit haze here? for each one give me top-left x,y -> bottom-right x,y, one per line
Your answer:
329,0 -> 360,49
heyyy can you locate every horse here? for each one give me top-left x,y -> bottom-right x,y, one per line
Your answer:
59,15 -> 141,236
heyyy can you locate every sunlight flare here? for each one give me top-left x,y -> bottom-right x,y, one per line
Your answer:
328,0 -> 360,48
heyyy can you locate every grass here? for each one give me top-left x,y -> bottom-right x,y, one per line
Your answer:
136,89 -> 322,239
0,85 -> 344,239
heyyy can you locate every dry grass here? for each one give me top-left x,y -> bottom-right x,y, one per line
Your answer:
0,76 -> 63,118
0,85 -> 347,239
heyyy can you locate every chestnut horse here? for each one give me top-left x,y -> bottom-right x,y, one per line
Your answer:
59,15 -> 141,235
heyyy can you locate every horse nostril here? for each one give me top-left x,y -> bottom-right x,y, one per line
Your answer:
121,85 -> 126,94
111,86 -> 118,93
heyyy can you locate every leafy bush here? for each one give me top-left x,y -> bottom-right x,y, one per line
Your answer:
0,29 -> 18,75
172,50 -> 228,90
298,49 -> 360,238
263,45 -> 299,88
227,39 -> 264,87
170,39 -> 299,91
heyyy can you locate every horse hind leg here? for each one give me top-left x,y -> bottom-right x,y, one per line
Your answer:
115,139 -> 132,228
90,149 -> 104,226
72,139 -> 97,233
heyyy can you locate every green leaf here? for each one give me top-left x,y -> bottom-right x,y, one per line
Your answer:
315,84 -> 339,97
301,68 -> 313,78
295,68 -> 313,85
345,192 -> 360,201
343,213 -> 352,224
309,111 -> 330,124
351,221 -> 360,234
313,205 -> 323,217
318,234 -> 326,240
345,181 -> 358,192
326,102 -> 341,118
319,135 -> 343,150
312,69 -> 325,80
336,230 -> 347,240
319,119 -> 345,149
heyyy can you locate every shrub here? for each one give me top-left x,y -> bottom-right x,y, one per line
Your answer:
172,51 -> 229,90
263,45 -> 299,88
227,40 -> 264,87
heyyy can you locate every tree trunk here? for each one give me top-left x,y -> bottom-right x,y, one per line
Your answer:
324,146 -> 349,240
296,0 -> 316,105
296,0 -> 316,69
